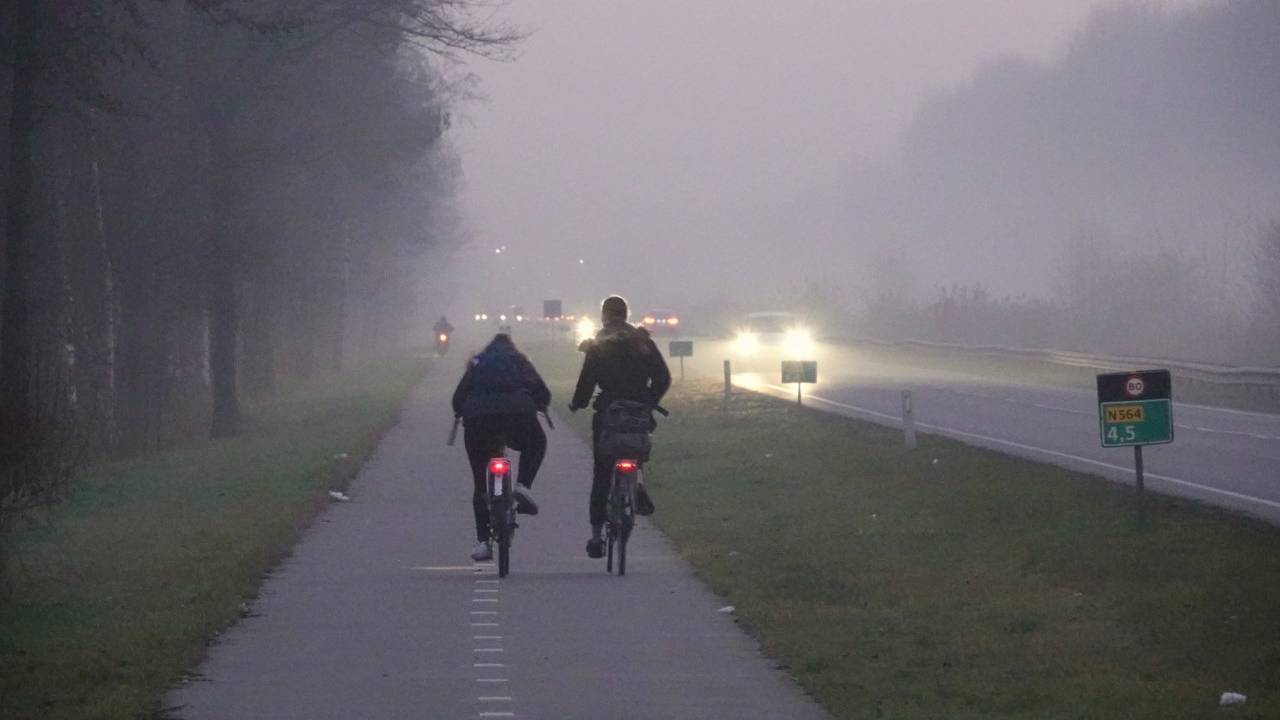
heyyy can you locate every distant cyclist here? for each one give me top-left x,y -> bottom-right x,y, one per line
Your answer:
453,333 -> 550,561
433,315 -> 455,336
569,295 -> 671,559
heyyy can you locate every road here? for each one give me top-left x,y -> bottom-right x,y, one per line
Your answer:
677,337 -> 1280,524
167,374 -> 830,720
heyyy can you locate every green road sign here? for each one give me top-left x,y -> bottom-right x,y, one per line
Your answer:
782,360 -> 817,384
669,341 -> 693,358
1097,370 -> 1173,448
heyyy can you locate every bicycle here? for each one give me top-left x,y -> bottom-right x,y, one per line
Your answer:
485,453 -> 517,577
449,412 -> 553,578
599,404 -> 667,577
605,457 -> 640,575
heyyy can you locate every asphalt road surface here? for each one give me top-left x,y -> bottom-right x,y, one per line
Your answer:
167,374 -> 830,720
679,337 -> 1280,524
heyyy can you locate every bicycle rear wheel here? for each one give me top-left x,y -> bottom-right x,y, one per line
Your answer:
493,499 -> 511,578
617,527 -> 627,576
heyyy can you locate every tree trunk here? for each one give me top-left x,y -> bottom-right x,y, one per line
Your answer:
87,113 -> 117,450
206,148 -> 240,438
0,0 -> 39,464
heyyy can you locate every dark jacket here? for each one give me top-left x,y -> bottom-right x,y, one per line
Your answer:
570,321 -> 671,412
452,337 -> 551,417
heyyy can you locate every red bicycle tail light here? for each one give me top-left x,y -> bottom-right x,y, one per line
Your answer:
614,460 -> 638,473
488,458 -> 510,475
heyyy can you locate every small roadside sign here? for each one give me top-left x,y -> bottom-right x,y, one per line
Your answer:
782,360 -> 817,405
1097,370 -> 1173,448
669,341 -> 693,379
782,361 -> 817,384
1097,368 -> 1173,520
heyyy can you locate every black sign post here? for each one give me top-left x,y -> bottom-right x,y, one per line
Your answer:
668,340 -> 693,379
781,361 -> 817,406
1096,369 -> 1173,521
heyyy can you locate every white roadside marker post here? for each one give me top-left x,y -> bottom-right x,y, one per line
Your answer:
902,390 -> 917,449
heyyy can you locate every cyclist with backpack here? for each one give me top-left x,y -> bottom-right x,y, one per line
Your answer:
453,333 -> 551,561
569,295 -> 671,559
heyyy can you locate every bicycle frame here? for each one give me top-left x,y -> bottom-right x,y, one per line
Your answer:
486,455 -> 516,577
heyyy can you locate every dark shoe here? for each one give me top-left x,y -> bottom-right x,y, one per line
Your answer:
586,538 -> 605,559
635,485 -> 655,516
514,485 -> 539,515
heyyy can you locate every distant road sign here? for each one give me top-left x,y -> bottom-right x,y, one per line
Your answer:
543,299 -> 562,319
669,341 -> 693,358
782,361 -> 817,384
1097,370 -> 1173,447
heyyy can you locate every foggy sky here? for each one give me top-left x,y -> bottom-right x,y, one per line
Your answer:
456,0 -> 1213,315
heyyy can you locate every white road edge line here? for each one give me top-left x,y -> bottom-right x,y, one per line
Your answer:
756,382 -> 1280,512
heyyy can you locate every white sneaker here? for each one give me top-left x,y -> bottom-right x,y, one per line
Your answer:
471,541 -> 493,561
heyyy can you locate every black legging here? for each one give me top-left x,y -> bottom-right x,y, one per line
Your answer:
464,413 -> 546,543
589,412 -> 612,528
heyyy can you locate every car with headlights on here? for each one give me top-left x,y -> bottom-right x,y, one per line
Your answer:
733,311 -> 815,358
640,309 -> 683,335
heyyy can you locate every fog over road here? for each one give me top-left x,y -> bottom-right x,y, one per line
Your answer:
679,338 -> 1280,524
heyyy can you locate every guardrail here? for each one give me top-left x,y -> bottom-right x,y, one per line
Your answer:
855,337 -> 1280,388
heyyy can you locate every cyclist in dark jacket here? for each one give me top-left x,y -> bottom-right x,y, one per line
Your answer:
569,295 -> 671,558
453,333 -> 551,561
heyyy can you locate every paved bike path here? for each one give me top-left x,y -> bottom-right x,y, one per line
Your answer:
168,375 -> 831,720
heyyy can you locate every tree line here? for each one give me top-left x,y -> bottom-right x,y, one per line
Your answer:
1,1 -> 518,536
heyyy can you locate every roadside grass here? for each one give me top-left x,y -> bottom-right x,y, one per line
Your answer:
532,343 -> 1280,720
0,356 -> 428,720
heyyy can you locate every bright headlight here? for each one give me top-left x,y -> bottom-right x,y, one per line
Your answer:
575,317 -> 596,343
734,331 -> 759,355
783,328 -> 815,357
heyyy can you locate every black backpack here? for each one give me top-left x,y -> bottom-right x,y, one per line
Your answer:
597,400 -> 653,461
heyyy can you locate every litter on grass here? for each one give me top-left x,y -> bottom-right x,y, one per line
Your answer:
1219,692 -> 1246,706
718,606 -> 735,614
328,490 -> 351,502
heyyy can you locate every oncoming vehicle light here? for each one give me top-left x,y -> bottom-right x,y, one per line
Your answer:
643,316 -> 656,325
575,317 -> 596,343
488,458 -> 510,475
667,316 -> 680,326
614,460 -> 638,473
734,330 -> 759,355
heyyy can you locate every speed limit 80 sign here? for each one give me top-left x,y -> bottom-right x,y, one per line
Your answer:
1096,369 -> 1173,448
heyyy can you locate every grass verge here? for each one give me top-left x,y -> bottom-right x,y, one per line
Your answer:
0,356 -> 428,720
532,342 -> 1280,719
